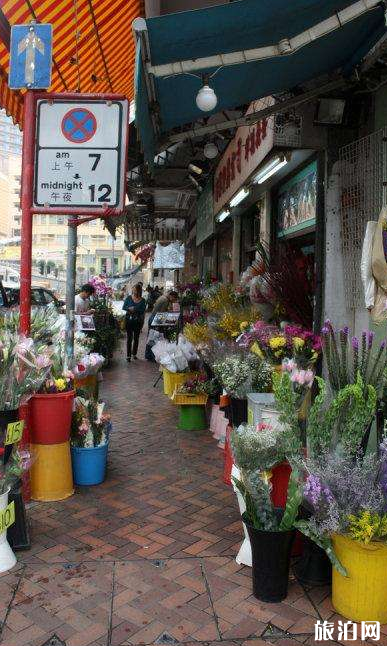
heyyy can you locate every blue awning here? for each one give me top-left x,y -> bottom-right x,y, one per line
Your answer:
135,0 -> 386,163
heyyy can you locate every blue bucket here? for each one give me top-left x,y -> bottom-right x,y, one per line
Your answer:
71,443 -> 108,486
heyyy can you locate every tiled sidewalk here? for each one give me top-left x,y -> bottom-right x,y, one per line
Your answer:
0,338 -> 365,646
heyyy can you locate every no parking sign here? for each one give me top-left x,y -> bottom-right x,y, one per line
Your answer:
33,98 -> 128,211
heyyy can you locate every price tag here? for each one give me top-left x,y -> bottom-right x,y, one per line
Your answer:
5,420 -> 24,445
0,501 -> 15,532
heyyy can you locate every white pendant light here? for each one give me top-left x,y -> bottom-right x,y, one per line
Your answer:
204,142 -> 218,159
196,84 -> 217,112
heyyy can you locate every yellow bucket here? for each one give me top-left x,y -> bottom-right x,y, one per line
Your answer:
162,370 -> 198,397
332,533 -> 387,622
74,374 -> 98,398
30,442 -> 74,502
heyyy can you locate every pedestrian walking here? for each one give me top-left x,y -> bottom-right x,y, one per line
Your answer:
123,284 -> 146,362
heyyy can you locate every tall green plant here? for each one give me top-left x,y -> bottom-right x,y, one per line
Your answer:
322,321 -> 387,394
272,371 -> 303,461
307,374 -> 377,457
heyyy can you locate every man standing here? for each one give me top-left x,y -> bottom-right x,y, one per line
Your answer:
74,284 -> 95,314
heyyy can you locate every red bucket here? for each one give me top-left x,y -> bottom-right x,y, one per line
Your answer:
30,390 -> 75,445
271,461 -> 302,556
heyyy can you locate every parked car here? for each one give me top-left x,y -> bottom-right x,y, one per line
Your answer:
1,283 -> 65,311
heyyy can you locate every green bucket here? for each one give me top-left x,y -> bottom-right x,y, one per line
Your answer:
178,405 -> 207,431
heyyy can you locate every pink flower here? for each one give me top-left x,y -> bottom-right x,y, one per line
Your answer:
15,335 -> 34,355
35,354 -> 52,369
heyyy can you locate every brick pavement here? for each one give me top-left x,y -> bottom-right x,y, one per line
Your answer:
0,337 -> 370,646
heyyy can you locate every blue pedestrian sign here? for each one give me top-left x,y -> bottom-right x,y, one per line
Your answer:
9,22 -> 52,89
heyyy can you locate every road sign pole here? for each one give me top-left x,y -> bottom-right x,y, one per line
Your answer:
20,90 -> 36,335
65,220 -> 77,363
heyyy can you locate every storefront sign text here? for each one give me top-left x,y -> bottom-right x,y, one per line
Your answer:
213,97 -> 275,215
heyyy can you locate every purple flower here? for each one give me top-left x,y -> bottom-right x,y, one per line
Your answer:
368,331 -> 375,348
381,340 -> 387,350
340,326 -> 349,337
351,337 -> 359,350
304,474 -> 334,507
321,326 -> 330,335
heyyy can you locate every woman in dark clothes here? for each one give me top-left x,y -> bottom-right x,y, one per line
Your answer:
123,284 -> 146,362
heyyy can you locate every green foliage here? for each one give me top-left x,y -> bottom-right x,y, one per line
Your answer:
307,374 -> 377,457
295,519 -> 347,577
272,371 -> 302,461
279,469 -> 302,531
347,510 -> 387,545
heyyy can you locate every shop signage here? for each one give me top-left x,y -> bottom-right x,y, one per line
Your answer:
213,97 -> 275,215
196,182 -> 214,246
0,502 -> 15,532
277,160 -> 317,237
4,420 -> 24,445
33,98 -> 128,211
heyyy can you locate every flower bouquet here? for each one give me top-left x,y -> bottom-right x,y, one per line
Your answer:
70,397 -> 111,486
172,373 -> 210,406
212,352 -> 272,399
0,331 -> 52,411
71,397 -> 110,449
231,419 -> 303,601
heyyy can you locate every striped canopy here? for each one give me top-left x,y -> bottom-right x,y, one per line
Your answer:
0,0 -> 144,127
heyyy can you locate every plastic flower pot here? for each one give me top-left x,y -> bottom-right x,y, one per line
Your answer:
30,390 -> 75,444
178,405 -> 207,431
230,397 -> 248,427
0,488 -> 17,573
231,465 -> 252,567
244,513 -> 295,602
332,533 -> 387,622
30,442 -> 74,501
294,536 -> 332,587
0,410 -> 30,551
71,443 -> 108,486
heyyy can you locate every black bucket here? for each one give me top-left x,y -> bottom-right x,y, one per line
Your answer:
244,514 -> 295,602
0,409 -> 18,463
0,409 -> 31,551
230,397 -> 248,427
294,536 -> 331,586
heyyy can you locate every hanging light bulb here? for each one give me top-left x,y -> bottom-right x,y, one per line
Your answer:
204,142 -> 218,159
196,75 -> 217,112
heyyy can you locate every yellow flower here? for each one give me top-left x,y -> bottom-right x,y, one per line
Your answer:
240,321 -> 249,331
261,470 -> 272,485
269,336 -> 286,350
274,350 -> 283,358
292,337 -> 305,350
250,342 -> 263,358
311,351 -> 318,361
54,378 -> 66,391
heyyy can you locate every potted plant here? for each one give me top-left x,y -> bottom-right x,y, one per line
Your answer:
172,373 -> 210,431
30,362 -> 75,445
70,396 -> 111,485
231,415 -> 302,599
212,352 -> 272,427
0,331 -> 51,549
0,446 -> 32,572
296,446 -> 387,622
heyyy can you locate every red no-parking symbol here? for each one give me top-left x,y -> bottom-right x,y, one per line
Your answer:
61,108 -> 97,143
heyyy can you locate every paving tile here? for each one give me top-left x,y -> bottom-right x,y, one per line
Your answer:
0,336 -> 367,645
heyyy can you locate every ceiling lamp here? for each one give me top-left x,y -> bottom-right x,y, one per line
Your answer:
216,209 -> 230,223
229,187 -> 249,208
253,157 -> 288,184
204,142 -> 218,159
196,76 -> 217,112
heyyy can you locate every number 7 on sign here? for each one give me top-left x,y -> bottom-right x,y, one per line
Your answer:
89,153 -> 101,170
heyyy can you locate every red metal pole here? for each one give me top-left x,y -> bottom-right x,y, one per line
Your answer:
19,91 -> 37,502
19,90 -> 36,335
